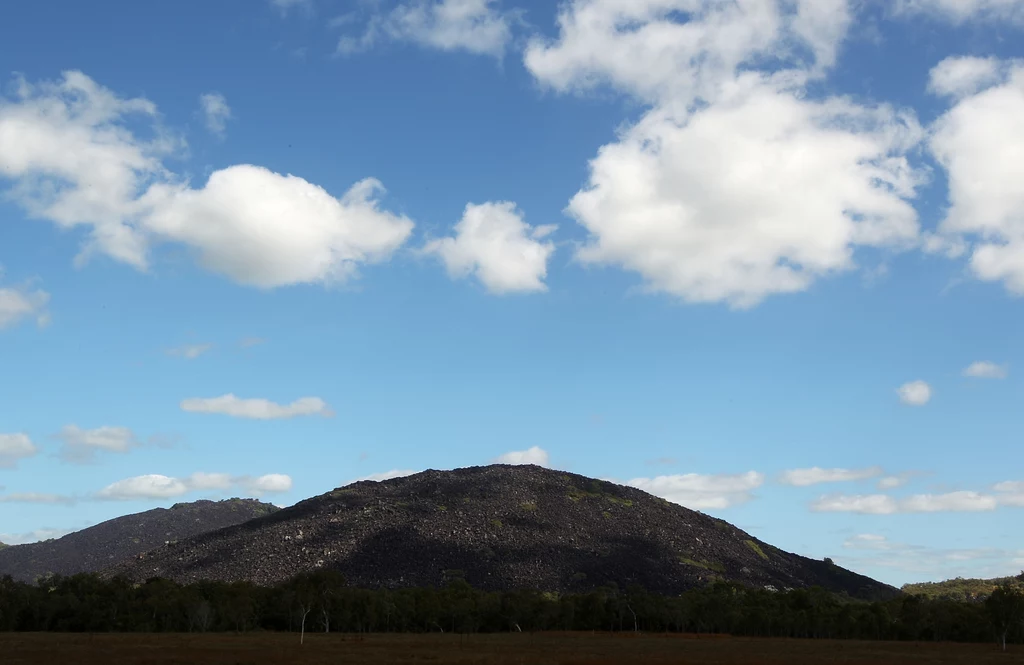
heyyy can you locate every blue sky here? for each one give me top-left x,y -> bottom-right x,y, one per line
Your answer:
1,0 -> 1022,587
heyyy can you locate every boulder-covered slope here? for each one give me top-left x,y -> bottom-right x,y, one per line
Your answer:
0,498 -> 279,583
107,466 -> 895,600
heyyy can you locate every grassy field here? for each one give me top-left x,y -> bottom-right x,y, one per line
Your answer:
2,633 -> 1019,664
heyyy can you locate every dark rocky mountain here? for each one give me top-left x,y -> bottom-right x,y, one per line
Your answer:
0,498 -> 279,583
108,465 -> 895,600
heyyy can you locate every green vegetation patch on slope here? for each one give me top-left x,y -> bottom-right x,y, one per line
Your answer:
903,574 -> 1024,602
745,540 -> 768,560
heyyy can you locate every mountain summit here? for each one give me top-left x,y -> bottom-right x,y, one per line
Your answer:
108,465 -> 894,599
0,498 -> 279,583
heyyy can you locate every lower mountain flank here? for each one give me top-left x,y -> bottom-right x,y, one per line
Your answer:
107,465 -> 894,599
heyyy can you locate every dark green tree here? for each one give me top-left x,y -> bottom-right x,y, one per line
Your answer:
986,583 -> 1024,651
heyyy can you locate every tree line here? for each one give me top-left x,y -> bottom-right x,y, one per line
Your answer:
0,571 -> 1021,647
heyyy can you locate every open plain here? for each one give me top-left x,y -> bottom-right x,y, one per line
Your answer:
2,633 -> 1018,665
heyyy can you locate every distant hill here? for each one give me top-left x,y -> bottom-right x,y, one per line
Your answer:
107,465 -> 896,600
0,498 -> 279,583
903,574 -> 1024,602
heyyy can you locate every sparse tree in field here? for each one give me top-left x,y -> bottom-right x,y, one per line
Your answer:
986,583 -> 1024,652
187,598 -> 213,632
286,571 -> 344,644
290,580 -> 315,645
315,570 -> 344,633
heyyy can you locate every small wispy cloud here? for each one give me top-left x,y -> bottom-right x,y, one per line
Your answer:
0,433 -> 38,469
56,425 -> 140,464
897,380 -> 932,406
355,469 -> 418,482
994,481 -> 1024,507
0,284 -> 50,330
198,93 -> 232,136
180,394 -> 333,420
876,471 -> 926,490
336,0 -> 517,59
270,0 -> 313,17
812,491 -> 998,514
0,492 -> 76,506
779,466 -> 884,487
494,446 -> 549,466
166,343 -> 213,359
626,471 -> 765,510
963,361 -> 1008,379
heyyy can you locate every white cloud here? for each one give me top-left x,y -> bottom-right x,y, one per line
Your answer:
56,425 -> 139,463
928,56 -> 1004,99
198,93 -> 231,136
242,473 -> 293,494
812,491 -> 999,514
626,471 -> 764,510
0,72 -> 414,288
0,71 -> 176,268
789,0 -> 853,71
0,285 -> 50,330
524,0 -> 858,105
570,85 -> 923,308
897,380 -> 932,406
811,493 -> 898,514
525,2 -> 924,308
185,472 -> 234,491
779,466 -> 884,486
98,471 -> 293,500
98,474 -> 191,500
963,361 -> 1009,379
0,433 -> 38,469
921,231 -> 969,259
897,0 -> 1024,24
928,60 -> 1024,295
339,0 -> 515,58
901,491 -> 998,512
994,480 -> 1024,506
356,469 -> 419,482
0,492 -> 76,505
524,0 -> 790,107
494,446 -> 550,466
180,394 -> 333,419
424,202 -> 555,294
166,343 -> 213,359
141,166 -> 415,288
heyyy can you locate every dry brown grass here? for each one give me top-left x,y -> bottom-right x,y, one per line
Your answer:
2,632 -> 1018,664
